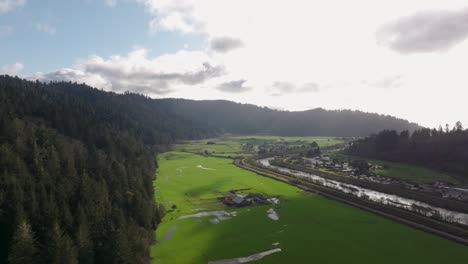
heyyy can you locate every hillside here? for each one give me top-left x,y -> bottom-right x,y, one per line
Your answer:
0,76 -> 215,263
0,76 -> 421,263
159,99 -> 422,137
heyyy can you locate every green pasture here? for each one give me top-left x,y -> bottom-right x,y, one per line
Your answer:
331,153 -> 460,184
174,135 -> 344,158
369,159 -> 461,185
151,151 -> 468,264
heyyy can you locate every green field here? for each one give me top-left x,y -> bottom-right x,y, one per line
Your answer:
330,153 -> 460,184
174,135 -> 343,158
151,151 -> 468,264
370,159 -> 461,184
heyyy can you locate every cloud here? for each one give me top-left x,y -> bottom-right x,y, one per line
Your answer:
0,25 -> 12,37
270,81 -> 320,95
31,49 -> 225,95
299,82 -> 320,93
31,68 -> 111,90
216,79 -> 251,93
272,81 -> 295,93
377,7 -> 468,54
36,23 -> 56,35
1,62 -> 24,75
362,75 -> 404,89
210,36 -> 243,53
138,0 -> 204,33
0,0 -> 25,14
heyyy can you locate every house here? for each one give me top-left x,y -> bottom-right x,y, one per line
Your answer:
233,195 -> 244,204
224,192 -> 236,205
224,192 -> 251,206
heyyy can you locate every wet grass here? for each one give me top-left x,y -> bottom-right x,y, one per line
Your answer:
151,151 -> 468,264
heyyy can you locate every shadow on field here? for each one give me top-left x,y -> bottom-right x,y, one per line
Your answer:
191,193 -> 468,264
183,179 -> 227,198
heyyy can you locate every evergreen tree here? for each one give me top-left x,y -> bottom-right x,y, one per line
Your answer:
46,222 -> 78,264
8,221 -> 39,264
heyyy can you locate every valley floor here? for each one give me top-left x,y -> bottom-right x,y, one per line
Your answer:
150,151 -> 468,264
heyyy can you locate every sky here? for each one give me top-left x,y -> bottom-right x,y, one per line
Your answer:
1,0 -> 468,128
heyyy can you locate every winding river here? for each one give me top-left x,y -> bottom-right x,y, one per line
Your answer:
258,158 -> 468,226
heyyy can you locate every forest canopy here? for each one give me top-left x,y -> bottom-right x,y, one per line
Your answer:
345,124 -> 468,178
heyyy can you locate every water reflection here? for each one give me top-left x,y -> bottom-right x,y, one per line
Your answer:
258,158 -> 468,226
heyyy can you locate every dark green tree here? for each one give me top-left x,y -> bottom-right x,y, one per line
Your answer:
8,221 -> 39,264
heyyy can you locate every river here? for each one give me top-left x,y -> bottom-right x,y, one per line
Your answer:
258,158 -> 468,226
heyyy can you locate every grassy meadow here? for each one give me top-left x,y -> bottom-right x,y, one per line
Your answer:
151,149 -> 468,263
330,153 -> 461,184
369,159 -> 461,184
174,135 -> 343,158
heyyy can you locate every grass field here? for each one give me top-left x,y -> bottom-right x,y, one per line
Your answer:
370,159 -> 460,185
174,135 -> 343,158
151,151 -> 468,264
330,153 -> 460,184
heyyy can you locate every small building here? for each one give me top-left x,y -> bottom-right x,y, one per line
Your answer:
233,195 -> 244,204
224,192 -> 236,205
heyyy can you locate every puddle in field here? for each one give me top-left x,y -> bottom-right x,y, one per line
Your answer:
208,248 -> 282,264
267,208 -> 279,221
196,164 -> 215,170
176,167 -> 188,177
178,210 -> 236,224
159,226 -> 177,243
191,208 -> 207,212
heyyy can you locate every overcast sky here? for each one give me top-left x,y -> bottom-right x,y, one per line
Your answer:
1,0 -> 468,128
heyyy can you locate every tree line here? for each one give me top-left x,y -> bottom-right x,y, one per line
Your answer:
157,99 -> 421,137
0,76 -> 215,263
345,122 -> 468,179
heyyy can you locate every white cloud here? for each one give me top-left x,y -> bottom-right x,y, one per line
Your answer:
362,75 -> 404,89
1,62 -> 24,75
216,79 -> 251,93
377,7 -> 468,54
32,49 -> 225,95
0,0 -> 25,14
36,23 -> 56,35
269,81 -> 320,95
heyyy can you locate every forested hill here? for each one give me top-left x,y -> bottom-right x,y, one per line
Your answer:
158,99 -> 421,137
345,125 -> 468,178
0,76 -> 420,263
0,76 -> 215,263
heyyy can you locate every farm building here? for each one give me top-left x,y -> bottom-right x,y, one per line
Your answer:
224,191 -> 236,205
224,191 -> 278,206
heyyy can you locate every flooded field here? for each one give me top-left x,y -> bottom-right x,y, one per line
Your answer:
259,158 -> 468,226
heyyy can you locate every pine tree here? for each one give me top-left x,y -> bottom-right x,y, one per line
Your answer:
76,205 -> 94,264
8,221 -> 39,264
46,222 -> 78,264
